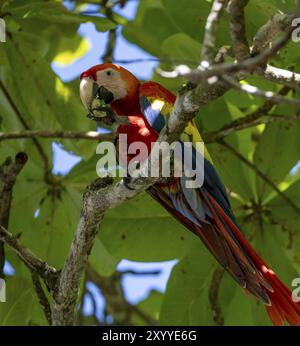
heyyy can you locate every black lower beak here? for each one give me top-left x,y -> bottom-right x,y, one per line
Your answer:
97,85 -> 115,104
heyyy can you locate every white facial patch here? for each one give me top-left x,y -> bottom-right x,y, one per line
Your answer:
96,69 -> 127,101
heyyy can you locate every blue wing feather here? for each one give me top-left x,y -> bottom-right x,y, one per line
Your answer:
139,95 -> 166,133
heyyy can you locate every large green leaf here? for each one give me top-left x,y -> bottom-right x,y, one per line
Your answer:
161,33 -> 201,66
89,237 -> 118,277
100,192 -> 198,262
123,0 -> 180,57
4,0 -> 115,31
0,277 -> 35,325
132,290 -> 163,326
159,242 -> 216,325
253,115 -> 300,201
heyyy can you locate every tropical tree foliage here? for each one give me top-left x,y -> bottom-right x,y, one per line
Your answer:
0,0 -> 300,326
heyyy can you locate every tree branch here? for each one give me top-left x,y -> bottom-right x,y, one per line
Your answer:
101,0 -> 118,63
0,152 -> 28,277
0,79 -> 52,184
209,267 -> 225,326
259,64 -> 300,88
228,0 -> 250,60
87,266 -> 157,326
0,225 -> 58,292
0,130 -> 114,142
102,29 -> 117,63
157,1 -> 300,86
31,270 -> 52,325
221,75 -> 300,108
201,0 -> 227,63
251,13 -> 295,55
203,86 -> 291,142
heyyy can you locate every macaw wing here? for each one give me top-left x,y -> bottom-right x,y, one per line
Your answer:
139,81 -> 232,221
139,81 -> 175,134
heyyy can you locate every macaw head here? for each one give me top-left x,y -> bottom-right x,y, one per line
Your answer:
79,63 -> 140,110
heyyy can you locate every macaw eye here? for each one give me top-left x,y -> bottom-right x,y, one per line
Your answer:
106,70 -> 112,76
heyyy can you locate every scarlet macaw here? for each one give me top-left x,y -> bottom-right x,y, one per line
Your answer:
80,63 -> 300,325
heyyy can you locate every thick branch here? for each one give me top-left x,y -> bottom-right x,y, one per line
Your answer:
228,0 -> 250,60
251,13 -> 295,55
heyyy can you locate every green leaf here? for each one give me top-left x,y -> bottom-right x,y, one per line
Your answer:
267,179 -> 300,263
132,290 -> 163,325
53,36 -> 90,66
123,0 -> 180,57
0,277 -> 34,326
253,119 -> 300,201
5,1 -> 115,31
159,242 -> 216,325
89,238 -> 118,277
100,192 -> 198,262
161,33 -> 201,65
162,0 -> 230,44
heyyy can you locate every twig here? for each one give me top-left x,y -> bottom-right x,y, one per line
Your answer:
115,57 -> 198,66
157,8 -> 299,85
221,75 -> 300,108
87,266 -> 157,326
101,0 -> 118,63
0,225 -> 58,292
0,130 -> 114,142
228,0 -> 250,60
203,86 -> 291,142
201,0 -> 227,63
129,304 -> 158,326
121,269 -> 161,276
209,267 -> 225,326
31,271 -> 52,325
102,29 -> 117,63
204,113 -> 300,142
0,153 -> 28,277
219,140 -> 300,215
0,79 -> 52,184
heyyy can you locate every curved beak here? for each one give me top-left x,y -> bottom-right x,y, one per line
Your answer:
80,77 -> 99,110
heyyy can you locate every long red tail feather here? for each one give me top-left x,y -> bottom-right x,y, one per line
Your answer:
207,192 -> 300,326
